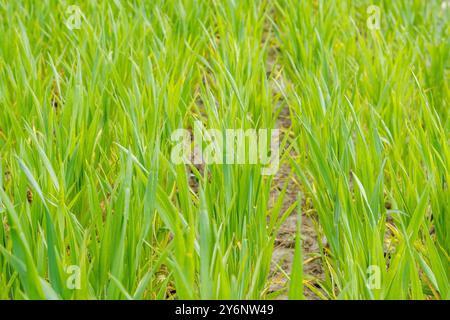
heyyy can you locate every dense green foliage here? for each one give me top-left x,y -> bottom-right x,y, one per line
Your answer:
0,0 -> 448,299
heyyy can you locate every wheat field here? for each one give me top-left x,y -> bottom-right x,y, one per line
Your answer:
0,0 -> 448,300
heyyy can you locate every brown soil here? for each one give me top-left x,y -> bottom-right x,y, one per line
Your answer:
267,106 -> 324,300
265,14 -> 324,296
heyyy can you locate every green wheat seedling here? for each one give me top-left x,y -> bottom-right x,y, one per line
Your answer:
0,0 -> 448,300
